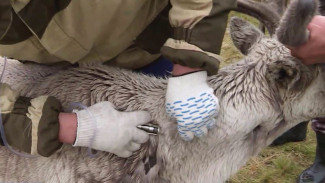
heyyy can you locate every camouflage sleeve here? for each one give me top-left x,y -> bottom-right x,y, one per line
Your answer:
0,83 -> 63,157
161,0 -> 237,75
0,0 -> 12,42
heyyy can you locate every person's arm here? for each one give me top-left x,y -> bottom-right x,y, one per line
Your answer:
0,0 -> 33,45
0,0 -> 11,43
162,0 -> 236,141
0,83 -> 151,158
162,0 -> 237,75
0,83 -> 62,157
172,64 -> 202,76
58,113 -> 77,144
288,15 -> 325,65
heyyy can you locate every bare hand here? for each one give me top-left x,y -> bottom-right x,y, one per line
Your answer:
289,15 -> 325,65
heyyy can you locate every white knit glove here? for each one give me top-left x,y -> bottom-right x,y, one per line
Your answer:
73,101 -> 150,158
166,71 -> 219,141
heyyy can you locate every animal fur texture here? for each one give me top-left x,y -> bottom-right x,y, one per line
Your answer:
0,0 -> 324,182
276,0 -> 318,46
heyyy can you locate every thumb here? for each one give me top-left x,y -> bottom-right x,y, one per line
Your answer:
125,111 -> 152,126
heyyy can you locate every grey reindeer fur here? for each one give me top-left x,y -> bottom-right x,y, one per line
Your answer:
0,0 -> 325,182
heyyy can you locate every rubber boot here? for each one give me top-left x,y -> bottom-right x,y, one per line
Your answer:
271,121 -> 308,146
298,120 -> 325,183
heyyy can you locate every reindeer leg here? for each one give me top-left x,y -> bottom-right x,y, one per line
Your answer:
271,121 -> 308,146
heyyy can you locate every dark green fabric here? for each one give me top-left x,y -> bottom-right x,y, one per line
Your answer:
0,0 -> 71,44
0,2 -> 33,44
17,0 -> 71,39
161,46 -> 220,75
37,96 -> 62,157
160,0 -> 237,73
1,97 -> 32,153
0,0 -> 12,41
137,1 -> 237,57
0,96 -> 63,157
135,3 -> 172,54
176,0 -> 237,54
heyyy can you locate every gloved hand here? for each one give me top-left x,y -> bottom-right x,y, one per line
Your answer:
73,101 -> 150,158
166,71 -> 219,141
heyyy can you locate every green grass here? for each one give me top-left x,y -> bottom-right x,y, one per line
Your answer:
221,12 -> 317,183
228,126 -> 316,183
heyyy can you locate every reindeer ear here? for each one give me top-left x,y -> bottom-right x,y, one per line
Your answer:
230,17 -> 264,55
266,60 -> 299,90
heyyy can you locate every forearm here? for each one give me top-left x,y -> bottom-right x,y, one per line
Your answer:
172,64 -> 202,76
0,83 -> 63,157
58,113 -> 77,144
161,0 -> 237,75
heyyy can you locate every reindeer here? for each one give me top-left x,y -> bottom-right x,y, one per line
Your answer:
0,0 -> 323,182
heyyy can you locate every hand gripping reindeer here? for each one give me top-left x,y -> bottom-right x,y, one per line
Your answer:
0,0 -> 323,182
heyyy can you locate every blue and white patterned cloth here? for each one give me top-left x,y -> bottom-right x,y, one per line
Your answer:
166,71 -> 219,141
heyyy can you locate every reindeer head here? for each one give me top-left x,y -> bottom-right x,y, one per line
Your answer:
225,0 -> 325,143
156,1 -> 325,182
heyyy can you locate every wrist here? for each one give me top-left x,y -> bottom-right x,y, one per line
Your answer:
58,113 -> 77,144
72,109 -> 97,147
172,64 -> 203,76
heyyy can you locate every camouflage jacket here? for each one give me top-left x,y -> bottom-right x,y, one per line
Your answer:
0,0 -> 236,157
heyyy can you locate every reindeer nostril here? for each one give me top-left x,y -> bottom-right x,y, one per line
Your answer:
278,69 -> 287,80
320,91 -> 325,97
253,125 -> 262,132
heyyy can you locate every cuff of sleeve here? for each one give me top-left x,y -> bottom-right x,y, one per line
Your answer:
1,95 -> 63,157
1,96 -> 33,153
32,96 -> 63,157
169,71 -> 207,85
161,38 -> 222,75
167,71 -> 211,97
73,109 -> 96,148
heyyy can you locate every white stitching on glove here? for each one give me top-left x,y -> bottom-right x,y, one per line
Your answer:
73,101 -> 150,158
166,71 -> 219,141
